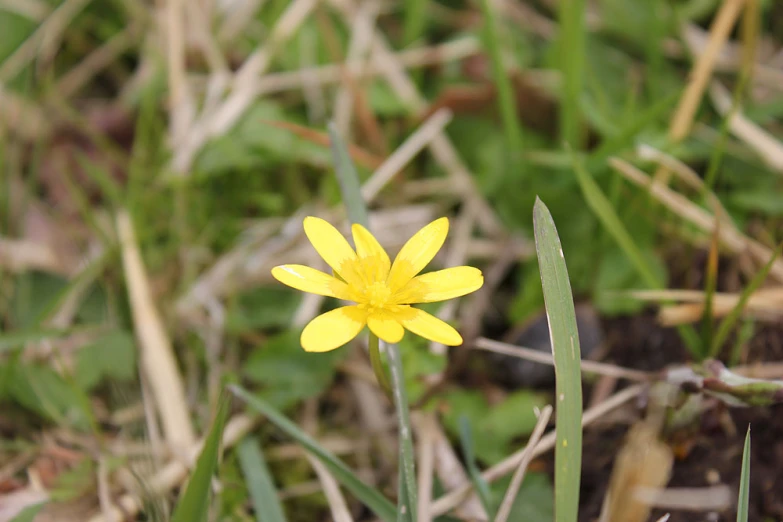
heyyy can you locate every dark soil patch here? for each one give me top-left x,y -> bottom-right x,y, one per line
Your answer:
577,314 -> 783,522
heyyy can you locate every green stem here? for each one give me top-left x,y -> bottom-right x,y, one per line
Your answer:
369,333 -> 392,398
387,341 -> 417,522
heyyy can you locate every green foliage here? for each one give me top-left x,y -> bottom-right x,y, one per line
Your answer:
441,389 -> 547,465
5,362 -> 91,429
8,502 -> 46,522
75,330 -> 137,390
237,436 -> 288,522
242,331 -> 345,410
533,198 -> 583,522
231,385 -> 398,522
171,393 -> 231,522
491,472 -> 554,522
737,426 -> 751,522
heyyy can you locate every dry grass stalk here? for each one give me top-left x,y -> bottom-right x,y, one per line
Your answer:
610,157 -> 783,281
306,454 -> 355,522
116,210 -> 196,449
633,485 -> 731,511
413,412 -> 437,522
709,81 -> 783,174
655,0 -> 746,185
0,237 -> 69,276
475,338 -> 650,382
625,288 -> 783,325
332,0 -> 379,136
494,405 -> 553,522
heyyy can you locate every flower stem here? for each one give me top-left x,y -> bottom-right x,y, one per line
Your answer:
387,342 -> 417,522
368,333 -> 392,398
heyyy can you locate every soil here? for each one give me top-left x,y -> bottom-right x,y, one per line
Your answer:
577,312 -> 783,522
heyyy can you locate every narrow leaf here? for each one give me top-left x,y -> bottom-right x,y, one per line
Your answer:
238,436 -> 288,522
230,385 -> 397,522
170,393 -> 231,522
458,416 -> 494,518
533,198 -> 582,522
736,425 -> 751,522
328,121 -> 369,228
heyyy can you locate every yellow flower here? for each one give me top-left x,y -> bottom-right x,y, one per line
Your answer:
271,217 -> 484,352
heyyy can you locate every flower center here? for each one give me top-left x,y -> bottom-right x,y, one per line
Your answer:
361,281 -> 392,311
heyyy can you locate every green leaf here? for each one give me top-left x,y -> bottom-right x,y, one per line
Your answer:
594,247 -> 666,315
242,331 -> 344,410
491,472 -> 554,522
736,426 -> 751,522
50,458 -> 95,501
0,328 -> 72,353
8,363 -> 91,429
328,121 -> 369,228
8,502 -> 47,522
441,389 -> 547,465
399,335 -> 446,404
76,331 -> 137,390
458,416 -> 494,517
227,288 -> 301,332
230,385 -> 397,522
533,197 -> 582,522
237,437 -> 288,522
171,392 -> 231,522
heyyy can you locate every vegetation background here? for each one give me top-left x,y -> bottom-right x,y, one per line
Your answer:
0,0 -> 782,520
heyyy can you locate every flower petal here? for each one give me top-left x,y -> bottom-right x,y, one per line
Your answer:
303,217 -> 361,286
395,266 -> 484,303
387,217 -> 449,292
352,223 -> 390,284
390,306 -> 463,346
301,306 -> 367,352
271,265 -> 351,299
367,312 -> 404,344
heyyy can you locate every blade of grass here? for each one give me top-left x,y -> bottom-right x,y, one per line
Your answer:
711,243 -> 783,356
736,426 -> 751,522
170,392 -> 231,522
701,222 -> 720,357
9,502 -> 47,522
532,197 -> 582,522
458,416 -> 494,518
230,385 -> 398,522
328,121 -> 369,228
403,0 -> 427,46
571,155 -> 702,356
558,0 -> 585,148
478,0 -> 524,178
237,436 -> 288,522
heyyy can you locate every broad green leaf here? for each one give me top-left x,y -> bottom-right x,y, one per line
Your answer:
242,331 -> 344,410
441,389 -> 547,465
533,198 -> 582,522
237,437 -> 288,522
8,363 -> 91,429
227,288 -> 300,332
8,502 -> 47,522
76,331 -> 137,390
399,335 -> 446,404
230,385 -> 397,522
171,393 -> 231,522
491,472 -> 554,522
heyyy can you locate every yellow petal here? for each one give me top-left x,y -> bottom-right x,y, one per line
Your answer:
352,223 -> 391,283
367,312 -> 404,344
391,306 -> 463,346
301,306 -> 367,352
271,265 -> 351,299
303,217 -> 361,286
395,266 -> 484,303
387,217 -> 449,292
